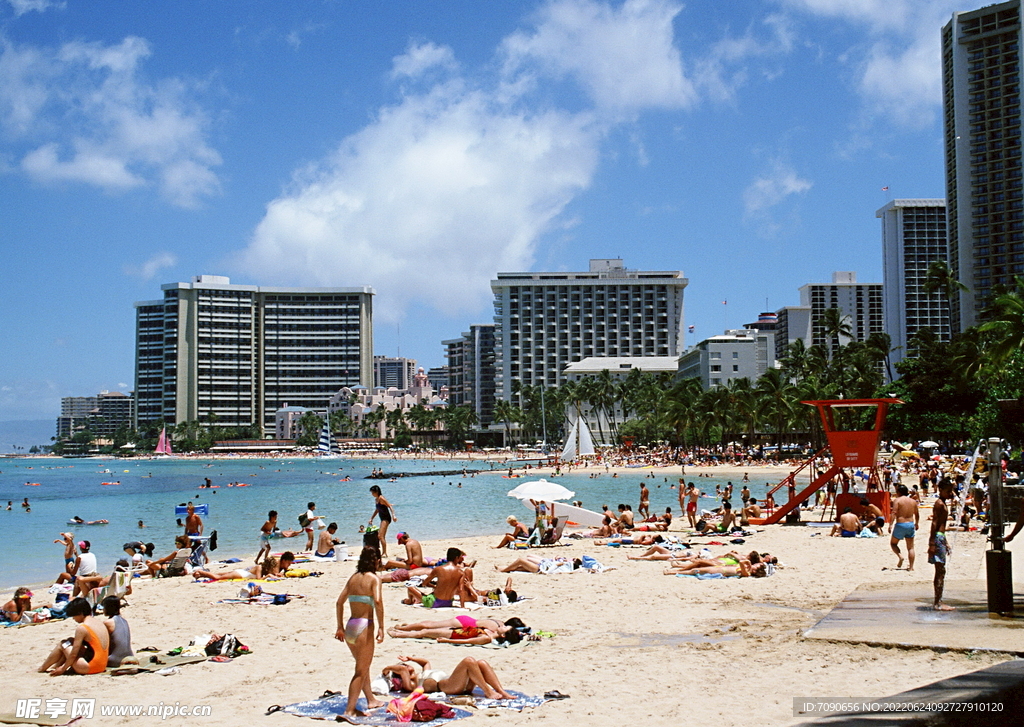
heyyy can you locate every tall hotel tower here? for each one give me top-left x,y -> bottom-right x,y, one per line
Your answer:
134,275 -> 373,435
943,1 -> 1024,331
490,259 -> 687,397
877,200 -> 951,368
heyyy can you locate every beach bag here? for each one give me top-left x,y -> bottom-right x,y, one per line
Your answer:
298,512 -> 311,528
412,698 -> 454,722
205,633 -> 249,658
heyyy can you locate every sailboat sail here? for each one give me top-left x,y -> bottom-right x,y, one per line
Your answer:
577,415 -> 596,457
560,414 -> 596,460
318,419 -> 334,454
155,427 -> 172,455
560,418 -> 579,460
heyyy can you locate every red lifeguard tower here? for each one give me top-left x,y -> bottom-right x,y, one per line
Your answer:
752,398 -> 902,525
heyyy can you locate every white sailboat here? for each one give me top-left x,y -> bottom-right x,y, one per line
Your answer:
560,413 -> 596,461
318,419 -> 343,459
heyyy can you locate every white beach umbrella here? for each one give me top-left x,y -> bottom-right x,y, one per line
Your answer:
506,479 -> 575,502
920,440 -> 940,448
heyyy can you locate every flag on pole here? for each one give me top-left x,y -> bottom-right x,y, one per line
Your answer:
881,186 -> 889,191
722,300 -> 727,305
688,325 -> 695,333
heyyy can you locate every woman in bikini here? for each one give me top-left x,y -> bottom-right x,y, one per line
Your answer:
368,486 -> 396,556
387,615 -> 525,646
382,655 -> 514,700
335,547 -> 385,722
38,598 -> 109,675
191,553 -> 294,581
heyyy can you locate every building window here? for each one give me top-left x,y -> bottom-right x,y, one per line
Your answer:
733,365 -> 739,372
710,365 -> 721,372
732,351 -> 739,359
710,352 -> 721,359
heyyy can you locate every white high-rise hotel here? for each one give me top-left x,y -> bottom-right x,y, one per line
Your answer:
877,200 -> 951,368
943,1 -> 1024,331
490,259 -> 688,397
134,275 -> 373,435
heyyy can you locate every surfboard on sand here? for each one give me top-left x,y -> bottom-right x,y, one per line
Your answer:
521,500 -> 605,528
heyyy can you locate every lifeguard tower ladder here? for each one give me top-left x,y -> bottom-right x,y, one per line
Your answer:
752,398 -> 902,525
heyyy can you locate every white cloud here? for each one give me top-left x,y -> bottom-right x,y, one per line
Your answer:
5,0 -> 62,16
391,42 -> 458,80
692,13 -> 796,103
501,0 -> 695,114
124,252 -> 177,280
241,84 -> 600,318
780,0 -> 962,127
0,35 -> 221,206
743,160 -> 812,215
240,0 -> 712,321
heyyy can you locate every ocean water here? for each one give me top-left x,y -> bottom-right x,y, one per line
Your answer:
0,456 -> 786,590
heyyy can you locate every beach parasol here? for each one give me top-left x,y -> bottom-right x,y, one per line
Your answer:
920,440 -> 940,448
506,479 -> 575,502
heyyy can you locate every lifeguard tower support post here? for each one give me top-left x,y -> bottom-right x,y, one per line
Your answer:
753,398 -> 902,526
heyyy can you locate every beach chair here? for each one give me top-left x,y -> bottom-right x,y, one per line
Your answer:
188,530 -> 217,567
86,568 -> 130,610
539,518 -> 567,546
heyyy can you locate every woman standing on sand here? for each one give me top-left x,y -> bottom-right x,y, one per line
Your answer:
368,485 -> 396,556
335,547 -> 385,722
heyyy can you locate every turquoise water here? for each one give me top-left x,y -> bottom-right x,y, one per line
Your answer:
0,456 -> 784,590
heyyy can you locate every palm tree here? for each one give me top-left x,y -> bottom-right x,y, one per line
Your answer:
922,259 -> 968,306
492,398 -> 519,446
864,331 -> 895,383
820,307 -> 852,363
980,275 -> 1024,368
755,368 -> 798,456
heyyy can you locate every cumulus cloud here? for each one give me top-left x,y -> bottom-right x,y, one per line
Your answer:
0,35 -> 221,206
501,0 -> 695,114
239,0 -> 706,320
124,252 -> 177,280
780,0 -> 962,126
743,160 -> 812,215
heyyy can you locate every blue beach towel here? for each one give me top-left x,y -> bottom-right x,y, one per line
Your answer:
275,695 -> 471,724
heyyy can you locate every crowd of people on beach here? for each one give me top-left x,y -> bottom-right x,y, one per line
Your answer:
5,447 -> 1024,723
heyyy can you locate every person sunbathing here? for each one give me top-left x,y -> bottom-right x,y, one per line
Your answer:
663,557 -> 766,578
626,544 -> 695,561
74,560 -> 134,599
192,552 -> 295,581
382,655 -> 514,700
1,587 -> 32,623
494,516 -> 530,548
495,554 -> 580,574
387,615 -> 525,646
144,535 -> 194,578
697,501 -> 737,534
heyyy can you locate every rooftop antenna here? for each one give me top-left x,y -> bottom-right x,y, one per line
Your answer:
397,322 -> 400,357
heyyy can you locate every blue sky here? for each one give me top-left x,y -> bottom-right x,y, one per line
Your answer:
1,0 -> 962,424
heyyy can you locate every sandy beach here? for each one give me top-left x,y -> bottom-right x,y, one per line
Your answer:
0,464 -> 1014,726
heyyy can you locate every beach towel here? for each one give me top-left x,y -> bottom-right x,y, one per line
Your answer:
106,653 -> 210,675
271,693 -> 471,724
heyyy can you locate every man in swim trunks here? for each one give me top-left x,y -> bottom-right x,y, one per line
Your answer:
639,483 -> 650,520
409,548 -> 469,608
889,484 -> 919,570
929,478 -> 955,611
384,532 -> 436,569
316,522 -> 342,558
684,483 -> 700,529
830,508 -> 861,537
